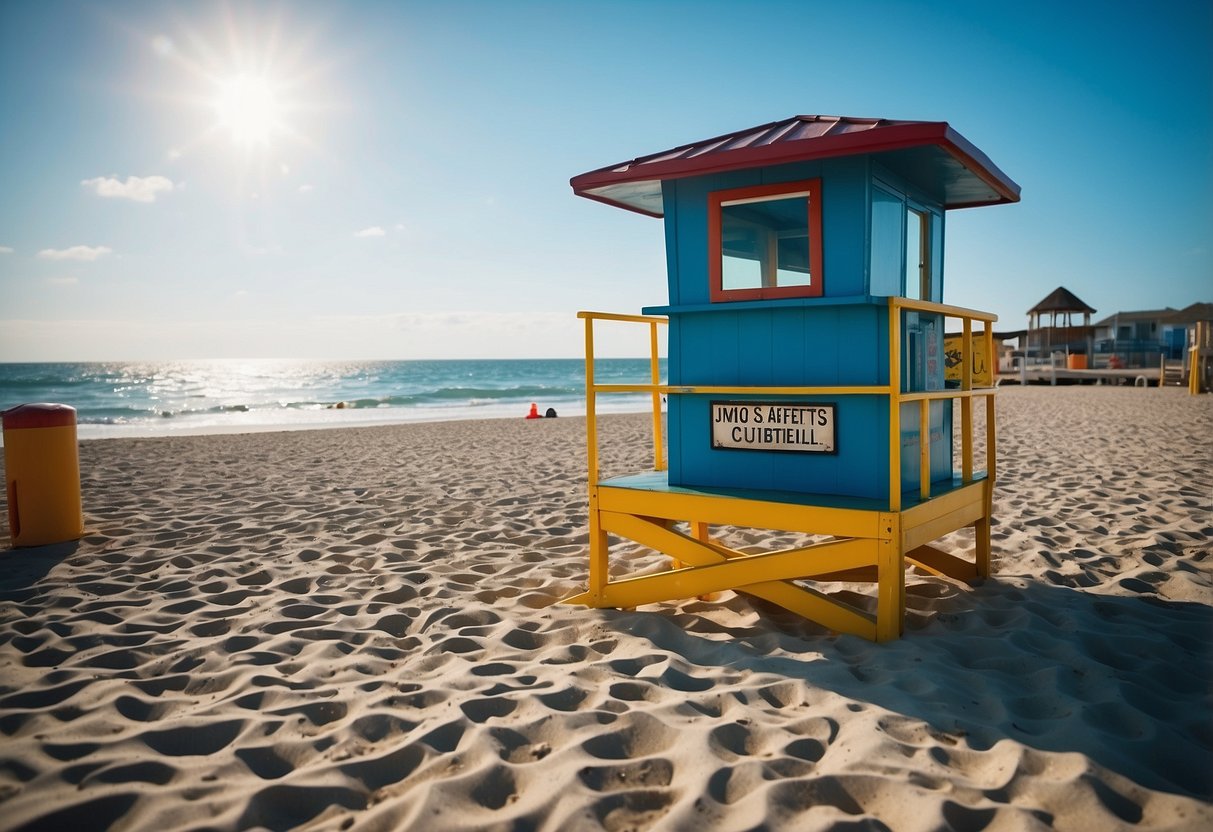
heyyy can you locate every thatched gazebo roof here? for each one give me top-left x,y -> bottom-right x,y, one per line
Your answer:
1028,287 -> 1096,315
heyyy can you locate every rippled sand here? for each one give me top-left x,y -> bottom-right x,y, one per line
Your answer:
1,386 -> 1210,830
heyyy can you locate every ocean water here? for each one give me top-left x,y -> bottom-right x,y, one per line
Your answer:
0,359 -> 666,442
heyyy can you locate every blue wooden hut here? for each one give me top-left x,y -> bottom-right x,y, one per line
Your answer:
567,116 -> 1020,640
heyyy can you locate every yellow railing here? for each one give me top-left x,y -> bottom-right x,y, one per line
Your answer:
1190,320 -> 1209,395
578,311 -> 668,487
887,298 -> 998,510
579,298 -> 998,510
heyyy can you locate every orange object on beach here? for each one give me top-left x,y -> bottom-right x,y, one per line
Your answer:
525,403 -> 541,419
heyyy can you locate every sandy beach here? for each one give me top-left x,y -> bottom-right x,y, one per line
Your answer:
0,385 -> 1210,831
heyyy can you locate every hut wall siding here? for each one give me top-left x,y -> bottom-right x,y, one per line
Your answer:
657,154 -> 952,500
667,304 -> 898,499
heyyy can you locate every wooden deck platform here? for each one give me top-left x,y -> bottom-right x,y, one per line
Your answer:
998,366 -> 1161,386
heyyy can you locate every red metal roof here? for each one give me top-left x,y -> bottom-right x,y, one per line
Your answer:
571,115 -> 1021,217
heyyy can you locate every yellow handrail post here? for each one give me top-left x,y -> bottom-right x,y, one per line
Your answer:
919,398 -> 931,500
649,320 -> 665,471
961,318 -> 974,482
986,393 -> 997,486
580,314 -> 609,600
1190,321 -> 1203,395
582,314 -> 599,486
984,320 -> 995,390
975,391 -> 997,577
875,513 -> 903,642
888,299 -> 902,512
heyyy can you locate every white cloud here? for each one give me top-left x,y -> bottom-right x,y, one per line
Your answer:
298,184 -> 314,193
354,226 -> 385,238
37,245 -> 112,261
46,276 -> 79,285
81,175 -> 175,203
0,246 -> 13,254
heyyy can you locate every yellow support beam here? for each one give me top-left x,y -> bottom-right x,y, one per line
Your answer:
592,541 -> 874,609
743,581 -> 877,640
577,310 -> 667,325
587,490 -> 609,602
975,480 -> 993,578
598,485 -> 887,540
892,297 -> 998,322
904,503 -> 984,553
593,383 -> 892,396
662,384 -> 891,396
601,511 -> 741,566
568,510 -> 883,639
901,479 -> 986,521
568,574 -> 878,641
571,302 -> 999,641
900,389 -> 995,402
906,544 -> 979,583
875,512 -> 903,642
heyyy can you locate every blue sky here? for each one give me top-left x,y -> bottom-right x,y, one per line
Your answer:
1,0 -> 1209,360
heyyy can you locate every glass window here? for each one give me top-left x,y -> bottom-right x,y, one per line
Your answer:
905,207 -> 929,301
869,186 -> 903,297
721,196 -> 811,290
710,179 -> 823,302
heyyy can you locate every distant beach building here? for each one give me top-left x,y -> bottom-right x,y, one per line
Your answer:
1026,286 -> 1095,360
1164,302 -> 1213,392
1016,294 -> 1211,385
1092,307 -> 1187,367
1163,302 -> 1213,345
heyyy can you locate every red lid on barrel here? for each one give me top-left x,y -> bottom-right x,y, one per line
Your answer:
2,403 -> 78,430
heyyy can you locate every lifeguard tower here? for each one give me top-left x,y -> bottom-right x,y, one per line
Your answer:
566,116 -> 1020,641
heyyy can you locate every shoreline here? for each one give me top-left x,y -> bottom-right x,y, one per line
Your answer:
5,401 -> 656,446
0,356 -> 663,447
1,387 -> 1210,830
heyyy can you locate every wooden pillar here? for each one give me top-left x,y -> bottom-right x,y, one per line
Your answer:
876,512 -> 904,642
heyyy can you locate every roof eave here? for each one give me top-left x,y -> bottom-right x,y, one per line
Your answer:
576,189 -> 664,219
572,121 -> 1020,214
935,126 -> 1022,206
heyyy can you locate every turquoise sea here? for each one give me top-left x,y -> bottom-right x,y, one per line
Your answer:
0,359 -> 666,442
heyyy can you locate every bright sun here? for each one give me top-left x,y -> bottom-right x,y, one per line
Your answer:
213,73 -> 284,147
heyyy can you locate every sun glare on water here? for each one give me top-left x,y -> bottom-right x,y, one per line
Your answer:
213,73 -> 284,147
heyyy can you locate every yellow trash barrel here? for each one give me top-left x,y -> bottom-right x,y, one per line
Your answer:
2,403 -> 84,547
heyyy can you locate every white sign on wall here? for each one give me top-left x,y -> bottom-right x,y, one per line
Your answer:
710,401 -> 836,453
